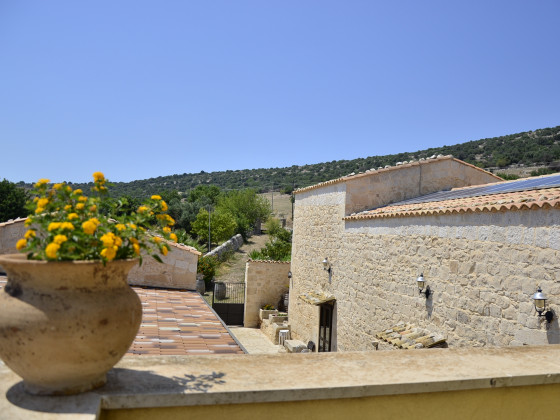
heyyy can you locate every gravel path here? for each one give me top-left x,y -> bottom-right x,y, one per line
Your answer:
214,234 -> 269,283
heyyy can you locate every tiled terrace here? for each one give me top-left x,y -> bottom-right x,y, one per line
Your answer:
0,276 -> 245,356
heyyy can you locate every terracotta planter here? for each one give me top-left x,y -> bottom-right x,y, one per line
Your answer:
0,254 -> 142,395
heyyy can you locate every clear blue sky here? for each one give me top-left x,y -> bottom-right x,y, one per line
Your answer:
1,1 -> 559,183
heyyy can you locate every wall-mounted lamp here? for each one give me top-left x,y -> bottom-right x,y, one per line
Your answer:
288,271 -> 292,287
416,273 -> 431,298
322,258 -> 332,275
532,286 -> 554,323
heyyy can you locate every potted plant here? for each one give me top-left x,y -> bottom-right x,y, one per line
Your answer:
259,304 -> 278,321
0,172 -> 177,395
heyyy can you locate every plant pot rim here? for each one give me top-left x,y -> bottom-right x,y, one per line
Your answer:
0,253 -> 139,266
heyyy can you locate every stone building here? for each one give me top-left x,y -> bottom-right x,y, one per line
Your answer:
288,156 -> 560,351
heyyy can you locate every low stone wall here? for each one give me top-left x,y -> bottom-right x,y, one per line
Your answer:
205,234 -> 243,260
244,260 -> 291,327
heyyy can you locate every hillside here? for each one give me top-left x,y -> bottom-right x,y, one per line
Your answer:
39,125 -> 560,199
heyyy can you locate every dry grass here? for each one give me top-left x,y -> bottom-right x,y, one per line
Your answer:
260,193 -> 293,228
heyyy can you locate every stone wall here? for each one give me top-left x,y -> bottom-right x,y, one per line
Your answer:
344,157 -> 501,215
244,260 -> 291,327
127,242 -> 200,290
335,208 -> 560,350
288,184 -> 346,345
0,218 -> 27,272
205,234 -> 244,260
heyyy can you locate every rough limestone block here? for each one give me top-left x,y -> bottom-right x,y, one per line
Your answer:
285,340 -> 307,353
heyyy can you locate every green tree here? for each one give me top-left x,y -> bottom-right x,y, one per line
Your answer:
192,208 -> 237,245
187,185 -> 221,204
0,179 -> 28,222
217,189 -> 271,239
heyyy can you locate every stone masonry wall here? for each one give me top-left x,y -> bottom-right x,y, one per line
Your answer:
127,242 -> 200,290
336,208 -> 560,350
344,158 -> 500,215
0,219 -> 27,272
288,184 -> 346,346
205,234 -> 244,260
244,260 -> 291,327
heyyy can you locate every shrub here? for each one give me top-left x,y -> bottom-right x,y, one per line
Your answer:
496,173 -> 520,181
197,255 -> 219,288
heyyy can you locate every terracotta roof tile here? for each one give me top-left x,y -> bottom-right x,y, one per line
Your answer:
376,322 -> 447,349
345,186 -> 560,220
128,287 -> 245,356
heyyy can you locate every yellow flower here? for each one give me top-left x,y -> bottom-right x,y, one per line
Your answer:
34,178 -> 50,188
163,226 -> 171,233
100,232 -> 116,248
37,198 -> 49,208
115,223 -> 126,231
166,215 -> 175,226
137,206 -> 148,213
64,204 -> 72,211
169,233 -> 178,242
76,203 -> 85,210
82,220 -> 97,235
66,186 -> 72,193
89,205 -> 97,212
60,222 -> 75,231
161,201 -> 168,212
151,195 -> 162,200
90,217 -> 100,225
93,172 -> 105,183
130,237 -> 138,245
45,242 -> 60,259
53,234 -> 68,244
128,223 -> 137,230
74,189 -> 83,195
100,246 -> 117,261
53,183 -> 63,190
68,213 -> 79,220
161,245 -> 168,256
24,230 -> 36,239
132,243 -> 140,255
78,196 -> 88,202
24,218 -> 32,226
35,207 -> 45,214
16,239 -> 27,250
33,197 -> 39,203
153,237 -> 162,244
48,222 -> 61,231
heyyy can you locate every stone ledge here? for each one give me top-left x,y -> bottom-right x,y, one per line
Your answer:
3,345 -> 560,418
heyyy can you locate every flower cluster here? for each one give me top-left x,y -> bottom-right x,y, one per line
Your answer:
17,172 -> 177,263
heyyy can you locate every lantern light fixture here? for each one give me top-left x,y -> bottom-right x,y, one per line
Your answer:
532,286 -> 554,323
416,273 -> 431,298
322,258 -> 332,275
